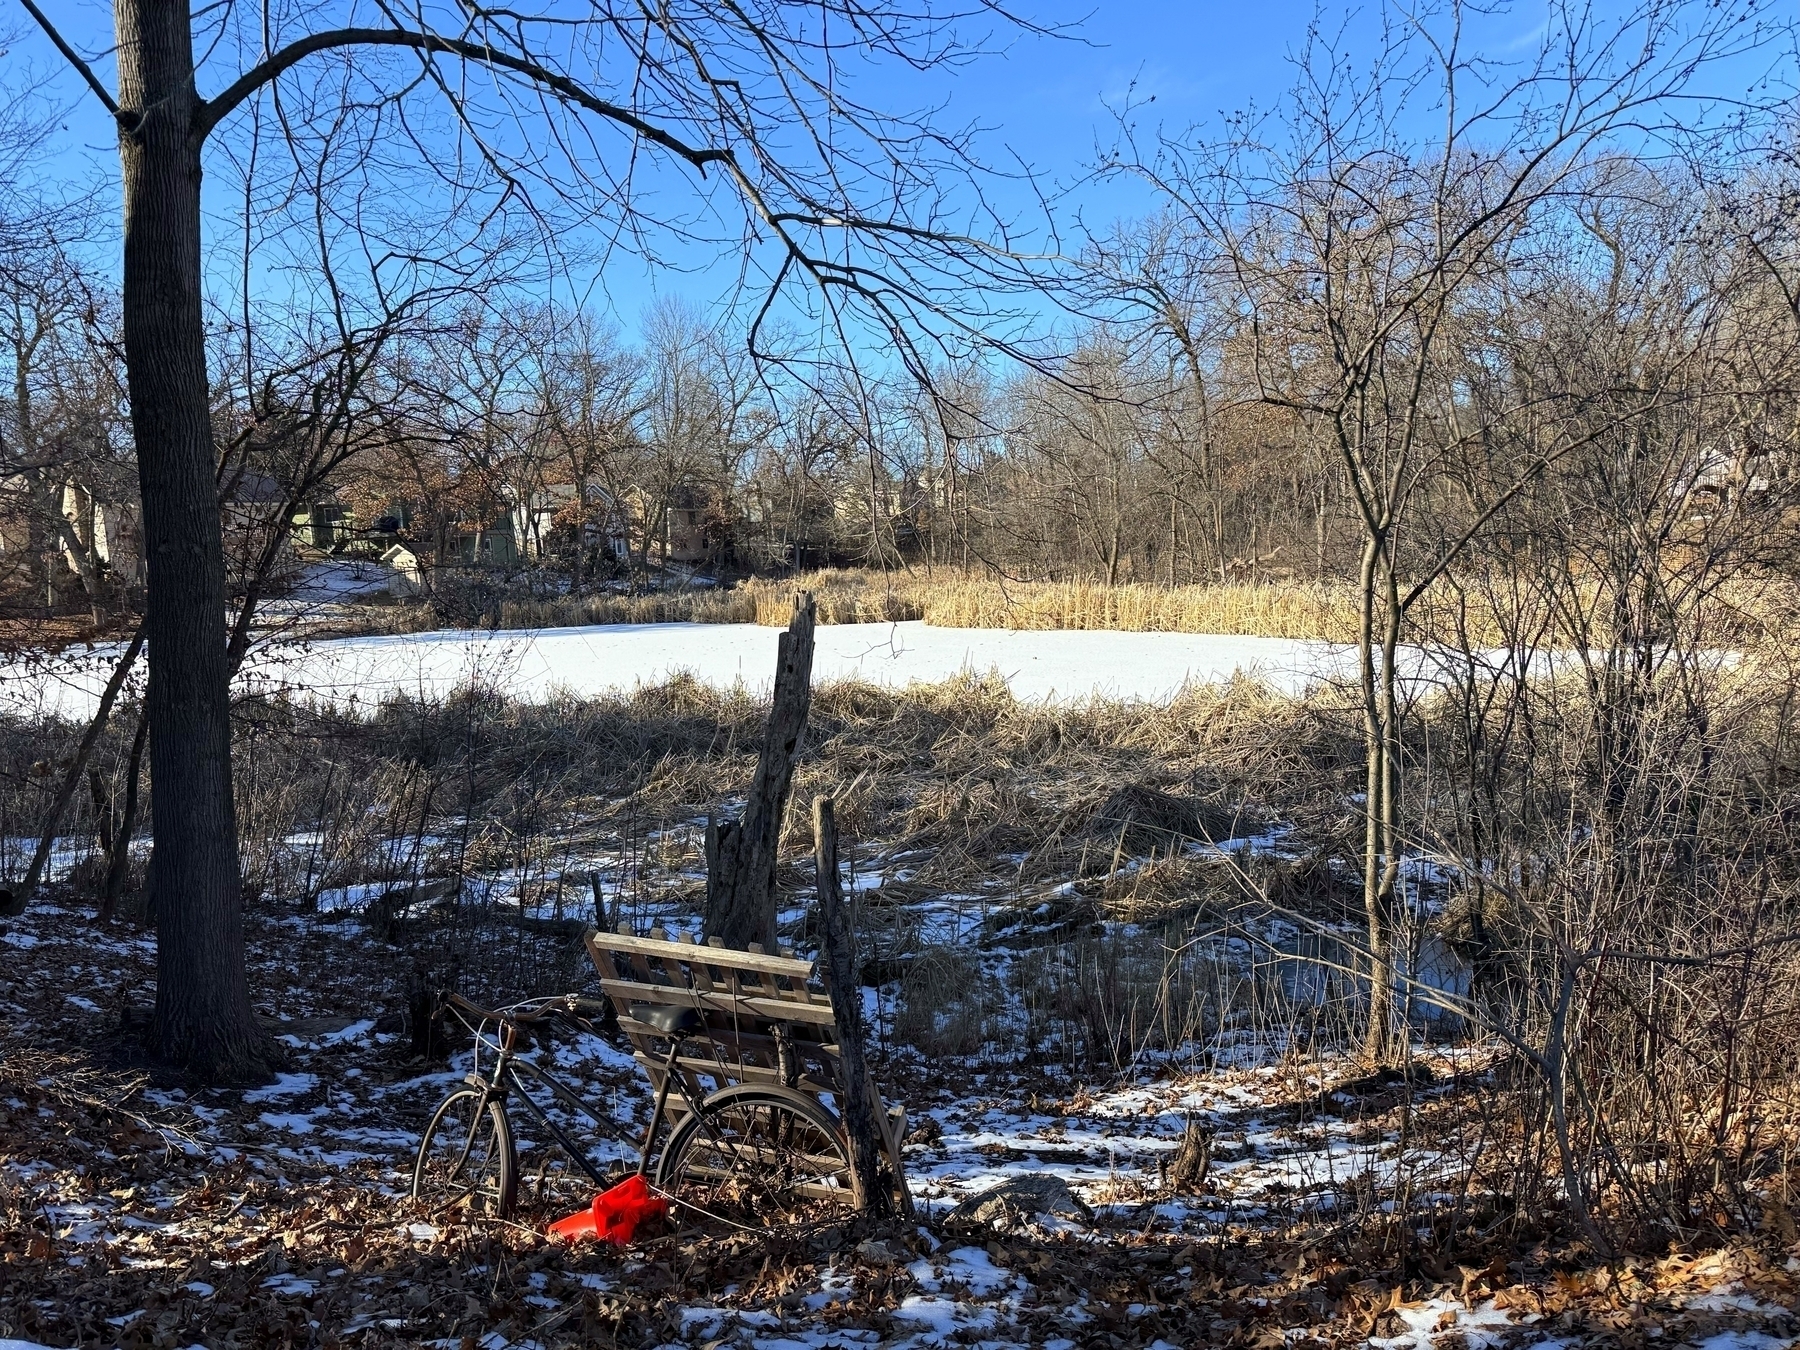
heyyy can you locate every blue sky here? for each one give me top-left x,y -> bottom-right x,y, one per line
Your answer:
7,0 -> 1791,349
0,1 -> 1354,324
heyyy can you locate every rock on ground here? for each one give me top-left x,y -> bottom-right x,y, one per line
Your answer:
944,1173 -> 1094,1230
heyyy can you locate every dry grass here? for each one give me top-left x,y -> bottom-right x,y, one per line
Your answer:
923,577 -> 1361,640
892,945 -> 996,1057
493,571 -> 927,629
332,569 -> 1361,639
519,573 -> 1359,639
326,565 -> 1800,650
335,569 -> 928,635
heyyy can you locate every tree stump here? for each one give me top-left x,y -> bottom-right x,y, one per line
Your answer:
1166,1111 -> 1213,1193
703,592 -> 816,950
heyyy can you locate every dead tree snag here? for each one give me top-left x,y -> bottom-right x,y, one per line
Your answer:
703,591 -> 815,951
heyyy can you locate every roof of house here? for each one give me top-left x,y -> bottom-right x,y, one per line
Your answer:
219,468 -> 288,504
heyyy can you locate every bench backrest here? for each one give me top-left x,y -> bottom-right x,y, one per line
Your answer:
583,925 -> 845,1103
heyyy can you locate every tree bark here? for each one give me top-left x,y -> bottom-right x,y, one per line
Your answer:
115,0 -> 271,1082
100,704 -> 150,922
703,591 -> 816,949
1357,529 -> 1401,1064
813,797 -> 893,1217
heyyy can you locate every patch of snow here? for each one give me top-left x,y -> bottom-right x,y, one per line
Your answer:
242,1073 -> 318,1103
937,1246 -> 1018,1296
313,883 -> 385,914
1368,1297 -> 1527,1350
1689,1286 -> 1794,1317
259,1274 -> 318,1296
5,621 -> 1537,719
280,560 -> 398,605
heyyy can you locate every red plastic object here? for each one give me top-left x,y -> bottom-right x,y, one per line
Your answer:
548,1175 -> 668,1246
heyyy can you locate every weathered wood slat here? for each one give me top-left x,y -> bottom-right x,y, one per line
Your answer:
630,1049 -> 837,1096
615,1017 -> 841,1063
594,975 -> 839,1025
586,928 -> 817,981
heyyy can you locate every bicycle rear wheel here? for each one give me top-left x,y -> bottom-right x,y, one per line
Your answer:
412,1086 -> 517,1218
655,1085 -> 855,1225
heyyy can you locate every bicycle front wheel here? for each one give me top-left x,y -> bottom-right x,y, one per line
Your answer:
412,1086 -> 517,1218
655,1085 -> 855,1225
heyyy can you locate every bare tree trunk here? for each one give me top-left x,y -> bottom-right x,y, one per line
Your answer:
26,470 -> 57,613
1,625 -> 145,916
814,797 -> 894,1217
571,485 -> 589,595
54,482 -> 110,623
53,522 -> 108,622
703,592 -> 816,949
116,0 -> 270,1082
1357,532 -> 1398,1063
100,705 -> 150,922
1314,480 -> 1329,581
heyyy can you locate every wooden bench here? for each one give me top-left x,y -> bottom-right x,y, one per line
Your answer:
583,924 -> 909,1201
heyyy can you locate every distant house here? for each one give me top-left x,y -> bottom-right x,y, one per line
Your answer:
60,480 -> 144,590
1684,439 -> 1791,518
0,470 -> 144,596
409,508 -> 516,567
291,498 -> 353,550
305,480 -> 718,575
507,482 -> 631,562
382,543 -> 425,596
624,483 -> 715,565
219,466 -> 288,512
665,487 -> 711,564
217,467 -> 301,585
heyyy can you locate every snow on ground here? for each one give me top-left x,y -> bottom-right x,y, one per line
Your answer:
6,893 -> 1800,1348
244,621 -> 1377,707
265,559 -> 399,609
4,620 -> 1473,720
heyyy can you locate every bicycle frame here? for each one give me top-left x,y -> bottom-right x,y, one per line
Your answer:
456,1001 -> 706,1191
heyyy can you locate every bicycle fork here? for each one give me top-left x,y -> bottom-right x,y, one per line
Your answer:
448,1064 -> 510,1181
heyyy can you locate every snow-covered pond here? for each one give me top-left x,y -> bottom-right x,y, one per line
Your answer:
4,620 -> 1464,720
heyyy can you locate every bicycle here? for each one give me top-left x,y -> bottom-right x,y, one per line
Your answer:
409,991 -> 857,1227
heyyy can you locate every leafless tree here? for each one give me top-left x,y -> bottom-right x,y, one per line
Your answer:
533,309 -> 648,593
1102,0 -> 1784,1060
19,0 -> 1055,1079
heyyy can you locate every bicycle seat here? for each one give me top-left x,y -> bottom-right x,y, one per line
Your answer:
630,1004 -> 704,1036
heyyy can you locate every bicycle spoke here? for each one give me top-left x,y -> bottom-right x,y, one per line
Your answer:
413,1089 -> 514,1217
660,1092 -> 855,1225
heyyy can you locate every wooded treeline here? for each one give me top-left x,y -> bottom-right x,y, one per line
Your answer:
4,0 -> 1798,1159
6,155 -> 1796,613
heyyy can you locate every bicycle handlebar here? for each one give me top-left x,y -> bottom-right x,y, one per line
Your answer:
440,991 -> 611,1028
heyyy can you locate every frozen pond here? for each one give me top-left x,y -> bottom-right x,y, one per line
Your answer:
4,619 -> 1477,719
